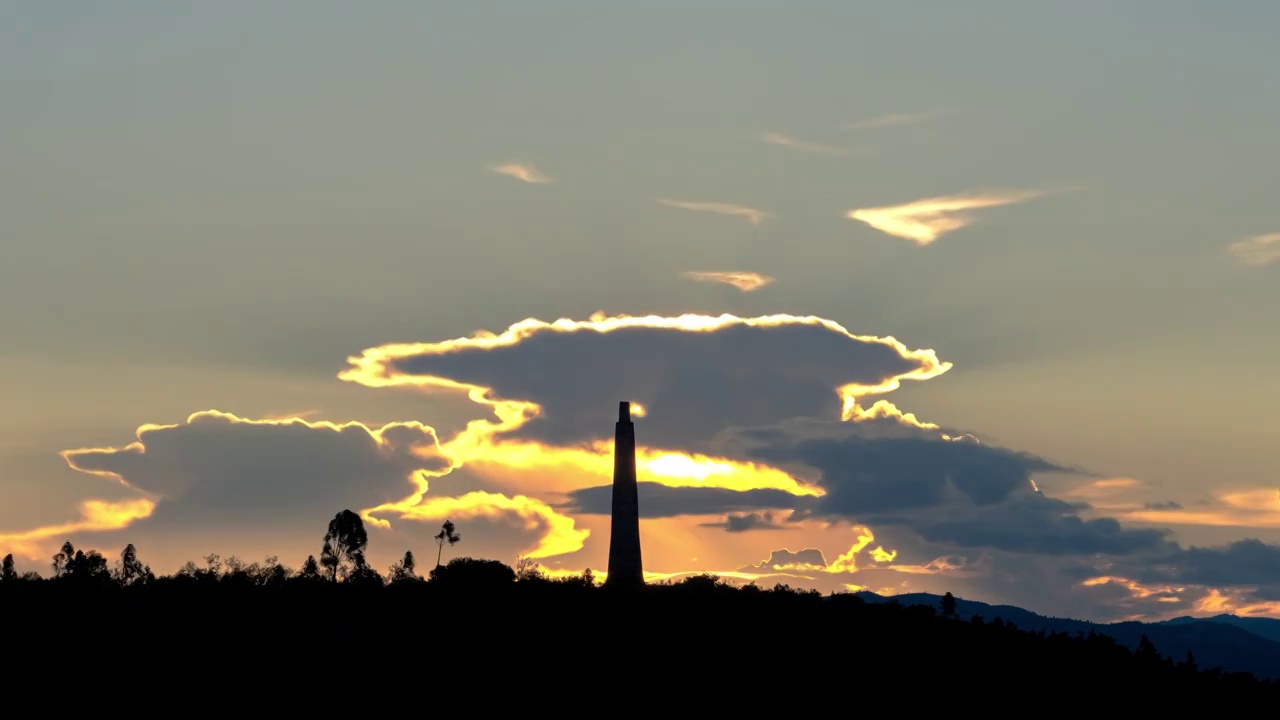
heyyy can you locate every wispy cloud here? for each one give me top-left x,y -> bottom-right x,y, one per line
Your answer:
490,162 -> 553,184
846,189 -> 1047,245
1226,233 -> 1280,267
760,132 -> 867,157
843,108 -> 954,131
682,271 -> 775,292
658,199 -> 771,227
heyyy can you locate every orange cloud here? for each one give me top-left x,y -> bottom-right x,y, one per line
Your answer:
1226,232 -> 1280,267
843,108 -> 954,130
658,198 -> 771,226
0,498 -> 156,559
1081,576 -> 1184,602
681,270 -> 775,292
1193,588 -> 1280,617
364,485 -> 589,559
1121,488 -> 1280,529
761,132 -> 866,157
490,162 -> 553,184
847,189 -> 1048,245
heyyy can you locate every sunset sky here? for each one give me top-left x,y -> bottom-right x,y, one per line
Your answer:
3,2 -> 1278,622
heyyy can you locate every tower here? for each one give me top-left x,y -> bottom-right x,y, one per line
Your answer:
606,401 -> 644,588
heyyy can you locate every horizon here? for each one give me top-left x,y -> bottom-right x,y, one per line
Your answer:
3,2 -> 1279,625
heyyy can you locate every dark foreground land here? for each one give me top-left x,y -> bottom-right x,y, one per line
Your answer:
4,558 -> 1278,705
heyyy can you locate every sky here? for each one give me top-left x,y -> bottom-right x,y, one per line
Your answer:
2,1 -> 1279,622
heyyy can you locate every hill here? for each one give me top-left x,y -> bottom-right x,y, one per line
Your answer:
854,590 -> 1280,680
1161,613 -> 1280,644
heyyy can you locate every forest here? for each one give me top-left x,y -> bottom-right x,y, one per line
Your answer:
3,508 -> 1277,700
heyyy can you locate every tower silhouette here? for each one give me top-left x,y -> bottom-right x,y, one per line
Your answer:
606,401 -> 644,588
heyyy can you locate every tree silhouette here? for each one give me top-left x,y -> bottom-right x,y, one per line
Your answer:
515,556 -> 543,581
320,509 -> 368,582
1136,634 -> 1161,663
299,555 -> 322,580
940,591 -> 958,619
1,554 -> 15,582
52,541 -> 75,578
434,519 -> 461,568
61,546 -> 110,583
114,543 -> 152,586
389,550 -> 417,583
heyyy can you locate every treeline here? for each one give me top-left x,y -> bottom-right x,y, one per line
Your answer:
3,510 -> 1278,699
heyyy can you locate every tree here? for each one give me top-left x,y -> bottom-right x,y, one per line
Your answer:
114,543 -> 151,586
940,591 -> 958,619
1136,634 -> 1160,663
320,509 -> 368,582
52,541 -> 75,578
434,519 -> 461,568
515,556 -> 544,581
389,551 -> 418,583
58,545 -> 110,584
429,557 -> 515,589
1,554 -> 16,582
299,555 -> 322,580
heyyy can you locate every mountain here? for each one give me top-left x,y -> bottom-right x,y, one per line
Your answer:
1160,614 -> 1280,644
851,590 -> 1280,680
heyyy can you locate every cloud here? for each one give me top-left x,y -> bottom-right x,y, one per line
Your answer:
1226,233 -> 1280,267
737,526 -> 897,575
340,312 -> 953,451
564,482 -> 807,519
0,498 -> 155,559
913,494 -> 1170,556
846,189 -> 1048,245
658,199 -> 771,227
751,432 -> 1070,518
1114,488 -> 1280,529
760,132 -> 867,157
740,548 -> 829,573
681,271 -> 775,292
490,162 -> 553,184
699,512 -> 794,532
1136,539 -> 1280,589
843,108 -> 954,130
0,410 -> 587,564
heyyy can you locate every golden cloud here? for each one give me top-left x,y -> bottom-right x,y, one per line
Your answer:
1120,488 -> 1280,529
490,162 -> 553,184
681,270 -> 775,292
1226,233 -> 1280,267
843,108 -> 954,130
761,132 -> 865,157
847,189 -> 1048,245
658,198 -> 771,226
0,498 -> 156,559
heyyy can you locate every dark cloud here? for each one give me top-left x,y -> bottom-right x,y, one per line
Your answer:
750,433 -> 1071,517
1135,539 -> 1280,588
913,493 -> 1170,555
345,315 -> 948,448
33,411 -> 592,571
1143,501 -> 1183,510
699,511 -> 793,532
563,482 -> 806,519
740,548 -> 829,573
64,411 -> 451,530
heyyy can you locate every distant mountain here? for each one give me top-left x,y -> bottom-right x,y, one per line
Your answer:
851,590 -> 1280,680
1160,614 -> 1280,644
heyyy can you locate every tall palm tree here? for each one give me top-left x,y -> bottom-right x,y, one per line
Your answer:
434,520 -> 461,568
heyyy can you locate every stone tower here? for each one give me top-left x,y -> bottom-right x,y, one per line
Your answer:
606,401 -> 644,587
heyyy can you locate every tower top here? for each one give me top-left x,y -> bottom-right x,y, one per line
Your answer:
618,401 -> 630,422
